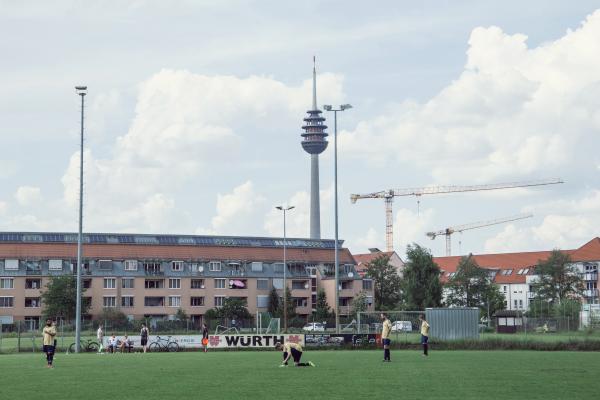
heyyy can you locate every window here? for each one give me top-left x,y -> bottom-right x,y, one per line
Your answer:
25,297 -> 41,308
121,296 -> 134,307
214,279 -> 226,289
103,296 -> 116,308
25,279 -> 41,289
4,259 -> 18,270
519,300 -> 523,309
168,296 -> 181,307
144,262 -> 162,274
122,278 -> 135,289
124,260 -> 138,271
257,295 -> 269,308
0,278 -> 14,289
171,261 -> 184,271
273,263 -> 284,273
513,299 -> 518,309
367,296 -> 373,306
341,281 -> 353,290
103,278 -> 116,289
214,296 -> 225,307
191,297 -> 205,307
145,279 -> 164,289
83,279 -> 92,289
501,269 -> 513,276
503,286 -> 507,292
191,279 -> 205,289
251,262 -> 263,272
169,278 -> 181,289
272,278 -> 284,290
523,268 -> 529,274
0,297 -> 13,307
362,279 -> 373,290
98,260 -> 113,270
209,261 -> 221,272
48,259 -> 63,271
257,279 -> 269,290
293,297 -> 308,307
144,297 -> 164,307
292,280 -> 308,290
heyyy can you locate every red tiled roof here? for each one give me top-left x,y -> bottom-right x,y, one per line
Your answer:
0,243 -> 355,264
434,237 -> 600,285
353,251 -> 396,265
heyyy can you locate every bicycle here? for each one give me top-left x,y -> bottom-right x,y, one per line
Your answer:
68,338 -> 100,353
148,335 -> 179,352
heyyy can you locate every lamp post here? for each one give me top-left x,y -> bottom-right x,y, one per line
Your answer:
323,103 -> 352,333
276,205 -> 295,332
74,86 -> 87,353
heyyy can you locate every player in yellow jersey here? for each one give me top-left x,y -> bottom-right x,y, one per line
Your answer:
42,319 -> 57,368
275,342 -> 315,367
380,313 -> 392,362
419,314 -> 430,357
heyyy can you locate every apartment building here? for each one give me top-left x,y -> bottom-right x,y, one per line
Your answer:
0,232 -> 374,329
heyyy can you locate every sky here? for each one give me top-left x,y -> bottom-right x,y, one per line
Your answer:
0,0 -> 599,258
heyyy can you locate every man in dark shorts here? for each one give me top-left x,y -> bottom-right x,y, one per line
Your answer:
140,323 -> 149,353
42,318 -> 57,368
275,342 -> 315,367
202,323 -> 209,353
380,313 -> 392,362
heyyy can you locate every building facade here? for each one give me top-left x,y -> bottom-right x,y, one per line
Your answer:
0,232 -> 374,329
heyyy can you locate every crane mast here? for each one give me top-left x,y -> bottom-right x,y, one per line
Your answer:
350,178 -> 562,251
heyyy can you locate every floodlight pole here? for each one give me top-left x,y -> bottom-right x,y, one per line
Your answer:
324,104 -> 352,334
276,206 -> 294,332
75,86 -> 87,353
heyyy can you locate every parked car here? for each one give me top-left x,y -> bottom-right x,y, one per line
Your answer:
303,322 -> 325,332
391,321 -> 413,332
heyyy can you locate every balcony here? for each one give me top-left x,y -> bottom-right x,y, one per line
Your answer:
583,273 -> 598,281
145,270 -> 165,276
25,269 -> 42,276
584,289 -> 599,298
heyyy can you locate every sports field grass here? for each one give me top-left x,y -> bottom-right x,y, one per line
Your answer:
1,350 -> 599,400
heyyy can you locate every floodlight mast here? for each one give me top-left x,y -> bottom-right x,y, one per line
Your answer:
74,85 -> 87,353
323,103 -> 352,334
276,206 -> 294,332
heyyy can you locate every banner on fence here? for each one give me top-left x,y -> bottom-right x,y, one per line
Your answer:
104,334 -> 304,349
304,333 -> 380,347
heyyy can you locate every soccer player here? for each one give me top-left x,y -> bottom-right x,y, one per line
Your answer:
42,318 -> 57,368
140,323 -> 149,353
419,314 -> 430,357
275,342 -> 315,367
380,313 -> 392,362
201,323 -> 209,353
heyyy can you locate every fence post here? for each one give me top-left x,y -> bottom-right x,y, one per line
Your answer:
17,321 -> 21,353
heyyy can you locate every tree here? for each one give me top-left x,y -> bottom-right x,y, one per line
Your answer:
98,308 -> 129,330
401,244 -> 443,310
314,288 -> 331,320
445,255 -> 504,318
268,287 -> 281,317
175,308 -> 188,321
41,275 -> 90,321
532,250 -> 584,304
350,291 -> 368,319
220,297 -> 253,321
364,254 -> 402,310
283,288 -> 297,322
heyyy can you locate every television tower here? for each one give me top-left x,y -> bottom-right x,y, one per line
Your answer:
301,57 -> 328,239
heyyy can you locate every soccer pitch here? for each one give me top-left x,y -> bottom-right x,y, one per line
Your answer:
1,350 -> 599,400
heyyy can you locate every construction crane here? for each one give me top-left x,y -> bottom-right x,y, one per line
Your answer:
426,213 -> 533,256
350,178 -> 563,252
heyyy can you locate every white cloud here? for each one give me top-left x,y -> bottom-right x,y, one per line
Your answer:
0,201 -> 7,216
485,190 -> 600,252
394,207 -> 436,252
59,70 -> 344,234
348,227 -> 382,253
339,10 -> 600,184
14,186 -> 42,206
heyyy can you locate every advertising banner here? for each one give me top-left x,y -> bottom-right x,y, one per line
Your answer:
103,334 -> 304,349
304,333 -> 380,347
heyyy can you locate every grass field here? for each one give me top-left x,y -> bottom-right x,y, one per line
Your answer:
1,350 -> 599,400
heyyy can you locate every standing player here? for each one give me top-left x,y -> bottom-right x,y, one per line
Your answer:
419,314 -> 430,357
42,318 -> 57,368
140,323 -> 149,353
201,323 -> 209,353
96,324 -> 104,353
380,313 -> 392,362
275,342 -> 315,367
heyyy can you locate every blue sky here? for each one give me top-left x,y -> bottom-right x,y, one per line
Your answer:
0,0 -> 599,257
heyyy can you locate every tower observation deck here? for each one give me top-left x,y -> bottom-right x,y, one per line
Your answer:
301,57 -> 328,239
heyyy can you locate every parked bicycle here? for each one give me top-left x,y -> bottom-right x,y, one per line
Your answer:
68,338 -> 100,353
148,335 -> 179,352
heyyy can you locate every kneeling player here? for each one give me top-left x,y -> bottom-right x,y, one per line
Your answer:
275,342 -> 315,367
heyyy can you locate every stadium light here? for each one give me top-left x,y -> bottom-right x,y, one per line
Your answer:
323,104 -> 352,333
74,85 -> 87,353
276,206 -> 294,333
